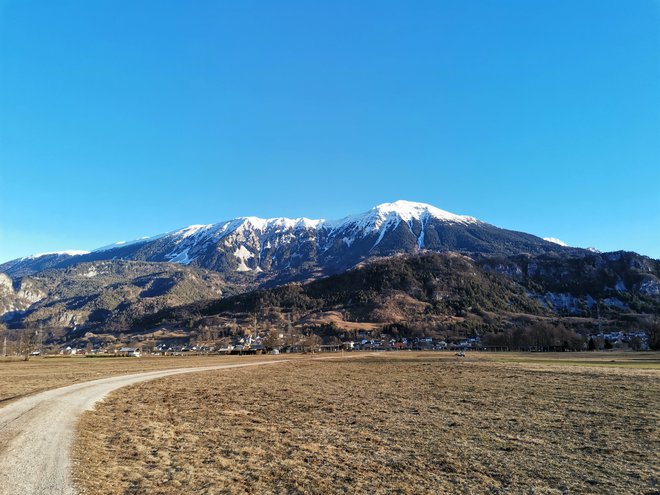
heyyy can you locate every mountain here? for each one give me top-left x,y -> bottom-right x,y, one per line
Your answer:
1,251 -> 91,279
3,200 -> 657,341
1,200 -> 576,282
138,251 -> 660,342
2,260 -> 227,334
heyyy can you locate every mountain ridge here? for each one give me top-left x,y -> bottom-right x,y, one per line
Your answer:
136,251 -> 660,345
1,200 -> 581,280
0,200 -> 657,341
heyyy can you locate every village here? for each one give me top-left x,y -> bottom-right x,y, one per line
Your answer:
38,328 -> 650,358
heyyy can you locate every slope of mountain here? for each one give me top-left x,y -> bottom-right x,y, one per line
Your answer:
478,250 -> 660,315
1,201 -> 576,281
139,251 -> 660,339
2,260 -> 227,333
1,251 -> 91,279
138,252 -> 547,332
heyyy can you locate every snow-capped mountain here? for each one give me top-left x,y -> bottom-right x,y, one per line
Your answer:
1,200 -> 573,281
3,201 -> 658,337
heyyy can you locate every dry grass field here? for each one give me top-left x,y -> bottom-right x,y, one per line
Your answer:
0,354 -> 288,406
73,352 -> 659,495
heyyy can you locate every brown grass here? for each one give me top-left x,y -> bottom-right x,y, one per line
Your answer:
73,353 -> 659,494
298,310 -> 382,331
0,354 -> 287,406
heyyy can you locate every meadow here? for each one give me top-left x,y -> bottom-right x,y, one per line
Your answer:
0,354 -> 287,405
66,352 -> 659,494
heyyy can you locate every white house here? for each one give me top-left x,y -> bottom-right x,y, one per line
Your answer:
118,347 -> 141,357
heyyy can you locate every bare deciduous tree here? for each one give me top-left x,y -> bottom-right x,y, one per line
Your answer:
0,323 -> 7,357
302,334 -> 322,353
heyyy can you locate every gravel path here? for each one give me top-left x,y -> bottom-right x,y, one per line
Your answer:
0,360 -> 288,495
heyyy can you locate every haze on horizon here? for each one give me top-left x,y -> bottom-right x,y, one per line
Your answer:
1,1 -> 658,262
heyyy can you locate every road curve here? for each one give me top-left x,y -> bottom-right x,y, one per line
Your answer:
0,360 -> 288,495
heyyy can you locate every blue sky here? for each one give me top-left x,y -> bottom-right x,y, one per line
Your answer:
1,0 -> 659,262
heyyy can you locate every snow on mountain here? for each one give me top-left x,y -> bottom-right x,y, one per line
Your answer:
328,200 -> 478,232
147,201 -> 481,273
543,237 -> 569,247
94,234 -> 165,252
239,216 -> 324,231
1,200 -> 577,280
22,250 -> 90,260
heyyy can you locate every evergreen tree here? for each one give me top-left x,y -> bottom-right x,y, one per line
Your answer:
588,336 -> 596,351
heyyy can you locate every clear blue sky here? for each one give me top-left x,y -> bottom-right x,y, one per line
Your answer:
1,0 -> 659,262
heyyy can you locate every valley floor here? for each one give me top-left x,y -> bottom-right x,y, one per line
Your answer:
0,354 -> 289,406
71,352 -> 659,494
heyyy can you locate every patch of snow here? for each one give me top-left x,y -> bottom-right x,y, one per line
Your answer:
543,237 -> 568,247
417,229 -> 425,249
417,211 -> 428,249
172,224 -> 215,240
94,234 -> 164,252
22,250 -> 90,260
167,248 -> 194,265
371,215 -> 399,249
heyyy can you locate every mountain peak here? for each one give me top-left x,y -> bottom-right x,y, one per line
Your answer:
328,200 -> 478,232
372,200 -> 478,224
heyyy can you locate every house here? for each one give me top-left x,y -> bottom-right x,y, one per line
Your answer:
118,347 -> 141,357
250,344 -> 266,354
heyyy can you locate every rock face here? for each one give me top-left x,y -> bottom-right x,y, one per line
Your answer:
478,250 -> 660,316
1,201 -> 573,282
1,260 -> 226,331
0,273 -> 47,317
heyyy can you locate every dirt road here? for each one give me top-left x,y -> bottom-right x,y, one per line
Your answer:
0,360 -> 288,495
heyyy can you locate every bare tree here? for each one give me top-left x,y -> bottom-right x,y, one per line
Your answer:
18,328 -> 37,361
302,334 -> 322,353
263,329 -> 283,350
0,323 -> 7,357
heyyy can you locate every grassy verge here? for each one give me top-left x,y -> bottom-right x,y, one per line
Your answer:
73,354 -> 659,494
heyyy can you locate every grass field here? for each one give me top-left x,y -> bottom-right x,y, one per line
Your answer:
478,351 -> 660,369
0,354 -> 288,406
71,352 -> 659,495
